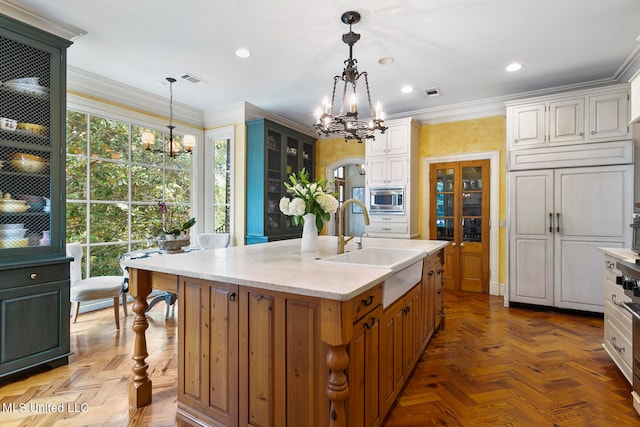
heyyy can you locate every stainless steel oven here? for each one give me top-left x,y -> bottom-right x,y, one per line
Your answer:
369,187 -> 405,214
631,215 -> 640,255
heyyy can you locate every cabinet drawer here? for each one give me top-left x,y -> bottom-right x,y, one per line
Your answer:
604,315 -> 632,382
369,214 -> 408,224
0,261 -> 70,289
366,223 -> 408,234
350,284 -> 382,323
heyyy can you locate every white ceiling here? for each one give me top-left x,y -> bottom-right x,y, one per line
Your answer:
4,0 -> 640,126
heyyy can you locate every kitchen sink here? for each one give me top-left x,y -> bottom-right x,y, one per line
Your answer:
318,247 -> 426,308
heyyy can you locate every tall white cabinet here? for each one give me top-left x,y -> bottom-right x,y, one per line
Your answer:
507,85 -> 634,313
365,118 -> 419,238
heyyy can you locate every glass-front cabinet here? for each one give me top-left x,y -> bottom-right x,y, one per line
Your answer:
430,160 -> 490,293
0,14 -> 72,378
246,118 -> 315,244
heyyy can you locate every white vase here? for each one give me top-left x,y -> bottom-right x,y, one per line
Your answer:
301,213 -> 319,252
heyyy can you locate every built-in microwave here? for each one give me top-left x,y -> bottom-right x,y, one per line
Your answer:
369,187 -> 405,214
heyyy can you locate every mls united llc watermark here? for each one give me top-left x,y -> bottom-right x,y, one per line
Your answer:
2,402 -> 89,413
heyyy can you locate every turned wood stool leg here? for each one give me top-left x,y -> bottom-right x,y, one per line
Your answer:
129,284 -> 151,408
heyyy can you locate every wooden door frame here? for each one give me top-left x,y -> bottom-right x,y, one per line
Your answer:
422,151 -> 500,296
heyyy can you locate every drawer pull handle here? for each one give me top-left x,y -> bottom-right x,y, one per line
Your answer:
229,292 -> 237,302
361,295 -> 374,306
610,336 -> 625,354
428,271 -> 435,277
363,317 -> 376,329
611,294 -> 624,307
403,306 -> 411,315
30,273 -> 37,279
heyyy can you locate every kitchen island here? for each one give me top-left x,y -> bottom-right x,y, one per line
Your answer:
124,236 -> 447,426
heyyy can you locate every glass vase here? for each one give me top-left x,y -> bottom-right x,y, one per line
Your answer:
301,213 -> 319,252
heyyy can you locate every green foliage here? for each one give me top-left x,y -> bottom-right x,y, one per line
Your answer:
66,110 -> 194,277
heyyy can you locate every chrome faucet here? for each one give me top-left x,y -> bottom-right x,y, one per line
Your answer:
338,199 -> 370,254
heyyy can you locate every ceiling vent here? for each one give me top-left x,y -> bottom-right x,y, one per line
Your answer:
424,87 -> 441,97
179,73 -> 207,85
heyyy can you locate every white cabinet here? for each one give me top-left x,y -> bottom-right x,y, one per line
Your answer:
588,91 -> 629,140
506,85 -> 630,150
630,69 -> 640,124
601,253 -> 633,384
366,124 -> 409,157
509,164 -> 633,312
365,118 -> 419,239
367,156 -> 408,187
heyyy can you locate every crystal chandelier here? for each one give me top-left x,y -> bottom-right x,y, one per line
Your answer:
141,77 -> 195,157
313,11 -> 387,143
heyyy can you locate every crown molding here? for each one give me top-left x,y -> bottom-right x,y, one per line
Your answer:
67,66 -> 203,128
0,0 -> 86,41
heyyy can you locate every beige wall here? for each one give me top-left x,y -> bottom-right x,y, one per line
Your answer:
315,137 -> 366,179
419,115 -> 507,285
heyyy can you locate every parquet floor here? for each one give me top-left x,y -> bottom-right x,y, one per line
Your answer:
0,291 -> 637,426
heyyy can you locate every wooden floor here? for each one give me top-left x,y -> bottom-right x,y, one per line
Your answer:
0,291 -> 637,426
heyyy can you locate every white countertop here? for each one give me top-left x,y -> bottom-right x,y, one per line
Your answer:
597,247 -> 638,263
124,236 -> 449,301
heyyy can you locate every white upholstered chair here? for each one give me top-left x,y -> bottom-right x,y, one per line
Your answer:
67,242 -> 127,329
196,233 -> 230,250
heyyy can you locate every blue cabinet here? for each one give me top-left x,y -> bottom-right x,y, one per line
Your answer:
246,119 -> 315,244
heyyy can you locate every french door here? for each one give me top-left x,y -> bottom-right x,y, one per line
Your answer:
430,160 -> 490,293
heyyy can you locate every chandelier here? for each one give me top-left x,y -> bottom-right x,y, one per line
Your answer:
141,77 -> 195,157
313,11 -> 387,143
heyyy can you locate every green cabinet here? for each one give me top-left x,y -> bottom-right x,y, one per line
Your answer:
246,118 -> 315,244
0,13 -> 72,378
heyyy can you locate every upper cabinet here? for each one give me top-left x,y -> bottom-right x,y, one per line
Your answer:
631,69 -> 640,124
0,15 -> 71,261
245,118 -> 316,245
365,119 -> 414,188
506,84 -> 630,150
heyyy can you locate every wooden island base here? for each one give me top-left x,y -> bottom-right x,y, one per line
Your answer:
127,248 -> 444,427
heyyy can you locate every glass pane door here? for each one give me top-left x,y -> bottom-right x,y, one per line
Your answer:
461,166 -> 483,242
435,167 -> 455,241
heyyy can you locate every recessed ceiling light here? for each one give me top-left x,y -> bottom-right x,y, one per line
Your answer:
401,85 -> 413,94
506,62 -> 522,72
378,57 -> 394,65
235,48 -> 251,58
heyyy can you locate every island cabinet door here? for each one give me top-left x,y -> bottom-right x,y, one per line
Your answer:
177,277 -> 239,427
347,304 -> 383,427
379,298 -> 405,416
238,288 -> 329,427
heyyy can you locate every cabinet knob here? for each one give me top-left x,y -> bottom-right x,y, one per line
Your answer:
30,273 -> 37,279
591,131 -> 596,135
451,242 -> 456,247
229,292 -> 237,302
579,132 -> 584,136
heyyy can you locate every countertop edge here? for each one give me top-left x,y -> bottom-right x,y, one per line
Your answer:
124,237 -> 448,301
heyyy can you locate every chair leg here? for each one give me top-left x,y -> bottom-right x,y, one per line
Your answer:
72,301 -> 80,324
113,296 -> 120,330
122,292 -> 128,316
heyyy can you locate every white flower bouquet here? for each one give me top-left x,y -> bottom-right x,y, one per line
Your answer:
279,168 -> 339,232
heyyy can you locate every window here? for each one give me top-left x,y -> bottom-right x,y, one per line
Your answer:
211,137 -> 231,233
66,110 -> 193,277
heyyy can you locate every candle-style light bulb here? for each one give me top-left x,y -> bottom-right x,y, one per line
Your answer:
323,96 -> 331,115
350,94 -> 357,113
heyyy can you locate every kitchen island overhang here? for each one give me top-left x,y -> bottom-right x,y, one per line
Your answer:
124,236 -> 448,426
